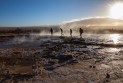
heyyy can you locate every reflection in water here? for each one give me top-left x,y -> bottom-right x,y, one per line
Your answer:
109,34 -> 120,44
109,48 -> 120,52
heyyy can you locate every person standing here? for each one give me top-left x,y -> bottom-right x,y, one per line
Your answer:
70,29 -> 72,37
60,28 -> 63,36
50,28 -> 53,36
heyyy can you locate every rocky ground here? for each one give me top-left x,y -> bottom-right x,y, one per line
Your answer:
0,36 -> 123,83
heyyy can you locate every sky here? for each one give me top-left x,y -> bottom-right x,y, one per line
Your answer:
0,0 -> 121,26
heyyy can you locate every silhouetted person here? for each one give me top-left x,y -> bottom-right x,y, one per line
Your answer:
50,28 -> 53,36
70,29 -> 72,37
60,28 -> 63,36
79,28 -> 83,38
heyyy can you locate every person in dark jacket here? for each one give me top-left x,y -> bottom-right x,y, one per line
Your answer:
50,28 -> 53,36
79,28 -> 83,38
70,29 -> 72,37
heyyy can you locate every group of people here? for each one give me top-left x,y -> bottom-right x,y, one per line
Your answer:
50,28 -> 84,38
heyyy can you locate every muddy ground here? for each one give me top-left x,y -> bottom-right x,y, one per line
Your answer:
0,36 -> 123,83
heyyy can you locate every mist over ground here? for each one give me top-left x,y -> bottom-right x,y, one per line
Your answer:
1,17 -> 123,36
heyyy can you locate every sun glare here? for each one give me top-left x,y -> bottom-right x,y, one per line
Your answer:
110,3 -> 123,19
109,34 -> 120,44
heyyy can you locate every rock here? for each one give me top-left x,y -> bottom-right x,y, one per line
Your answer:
58,55 -> 73,63
93,66 -> 96,68
72,59 -> 78,63
89,65 -> 92,68
48,60 -> 55,65
106,73 -> 110,78
44,66 -> 55,71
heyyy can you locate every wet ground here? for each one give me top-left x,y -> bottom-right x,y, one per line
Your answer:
0,34 -> 123,83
